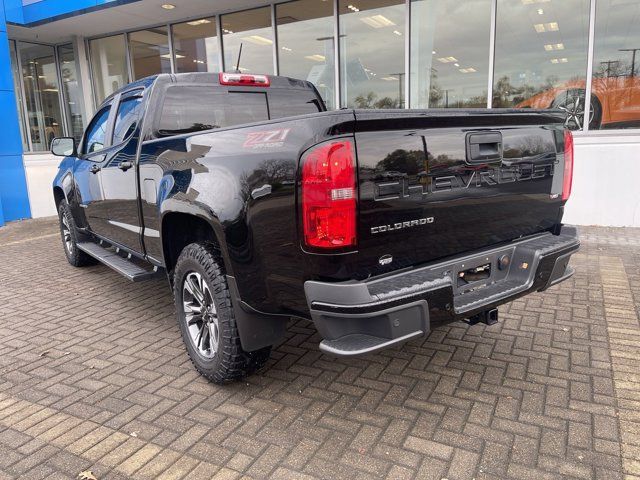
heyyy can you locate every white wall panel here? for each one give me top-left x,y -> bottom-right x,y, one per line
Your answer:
564,134 -> 640,227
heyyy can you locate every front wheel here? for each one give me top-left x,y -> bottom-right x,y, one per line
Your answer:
173,242 -> 271,383
58,200 -> 96,267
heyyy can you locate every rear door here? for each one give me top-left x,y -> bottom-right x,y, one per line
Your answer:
355,110 -> 564,270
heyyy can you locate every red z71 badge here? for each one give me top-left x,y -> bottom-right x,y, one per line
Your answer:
243,128 -> 291,149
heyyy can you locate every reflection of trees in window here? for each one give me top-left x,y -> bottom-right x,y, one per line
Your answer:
594,61 -> 630,78
423,70 -> 487,108
354,92 -> 401,109
492,75 -> 580,107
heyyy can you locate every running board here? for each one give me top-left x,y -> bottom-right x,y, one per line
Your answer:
77,242 -> 162,282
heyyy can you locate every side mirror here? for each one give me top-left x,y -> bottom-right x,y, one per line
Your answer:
51,137 -> 76,157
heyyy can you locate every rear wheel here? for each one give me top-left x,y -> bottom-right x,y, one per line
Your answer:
173,242 -> 270,383
58,200 -> 96,267
551,89 -> 601,130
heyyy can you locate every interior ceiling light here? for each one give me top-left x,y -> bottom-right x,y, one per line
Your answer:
522,0 -> 550,4
534,22 -> 559,33
222,28 -> 234,34
281,46 -> 292,52
360,15 -> 396,28
241,35 -> 273,45
381,76 -> 398,81
437,56 -> 457,63
393,30 -> 402,36
537,8 -> 544,14
347,4 -> 360,12
305,54 -> 326,62
161,4 -> 175,10
544,43 -> 565,51
187,19 -> 211,26
459,68 -> 477,73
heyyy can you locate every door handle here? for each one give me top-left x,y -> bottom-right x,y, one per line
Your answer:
118,161 -> 133,172
90,164 -> 101,174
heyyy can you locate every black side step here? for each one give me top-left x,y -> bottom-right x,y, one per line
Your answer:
77,242 -> 162,282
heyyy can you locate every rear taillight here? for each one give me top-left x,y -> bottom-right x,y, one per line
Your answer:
562,129 -> 574,201
218,72 -> 270,87
301,140 -> 357,250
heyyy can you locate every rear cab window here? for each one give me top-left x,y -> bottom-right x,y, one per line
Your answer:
155,84 -> 323,138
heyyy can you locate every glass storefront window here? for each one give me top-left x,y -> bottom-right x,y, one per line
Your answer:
410,0 -> 491,108
493,0 -> 590,130
9,40 -> 28,150
19,42 -> 64,151
128,27 -> 172,80
90,34 -> 130,104
592,1 -> 640,130
276,0 -> 336,110
221,7 -> 274,74
58,44 -> 84,142
339,0 -> 405,109
172,17 -> 220,73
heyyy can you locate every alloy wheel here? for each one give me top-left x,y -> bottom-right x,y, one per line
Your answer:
554,91 -> 595,130
61,214 -> 74,254
182,271 -> 219,359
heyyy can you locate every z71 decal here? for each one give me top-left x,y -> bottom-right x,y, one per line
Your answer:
243,128 -> 291,149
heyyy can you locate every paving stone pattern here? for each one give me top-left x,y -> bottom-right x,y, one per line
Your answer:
0,218 -> 639,479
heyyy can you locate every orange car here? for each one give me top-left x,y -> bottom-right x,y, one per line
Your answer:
517,76 -> 640,130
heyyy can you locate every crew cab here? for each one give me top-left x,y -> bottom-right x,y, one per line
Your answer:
51,72 -> 579,383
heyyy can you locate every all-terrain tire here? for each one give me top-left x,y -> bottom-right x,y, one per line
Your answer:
173,242 -> 271,383
58,200 -> 97,267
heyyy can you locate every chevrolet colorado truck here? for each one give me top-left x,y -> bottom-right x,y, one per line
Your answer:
51,72 -> 579,383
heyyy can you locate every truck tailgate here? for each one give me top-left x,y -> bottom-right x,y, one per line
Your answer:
355,109 -> 566,271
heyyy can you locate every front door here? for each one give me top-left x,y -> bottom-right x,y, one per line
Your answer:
100,90 -> 146,254
73,103 -> 114,238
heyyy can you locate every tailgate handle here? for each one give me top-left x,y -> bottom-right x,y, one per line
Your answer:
466,131 -> 503,164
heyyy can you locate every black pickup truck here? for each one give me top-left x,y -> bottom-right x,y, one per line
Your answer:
51,72 -> 579,383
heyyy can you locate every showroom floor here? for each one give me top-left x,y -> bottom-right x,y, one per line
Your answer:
0,218 -> 638,480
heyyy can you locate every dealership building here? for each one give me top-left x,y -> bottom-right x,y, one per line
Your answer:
0,0 -> 638,227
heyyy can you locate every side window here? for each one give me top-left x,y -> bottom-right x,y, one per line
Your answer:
112,95 -> 144,145
83,106 -> 111,155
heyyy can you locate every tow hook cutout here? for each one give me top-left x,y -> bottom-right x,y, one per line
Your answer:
468,308 -> 499,326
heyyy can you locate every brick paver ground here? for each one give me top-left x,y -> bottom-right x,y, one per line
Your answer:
0,217 -> 639,480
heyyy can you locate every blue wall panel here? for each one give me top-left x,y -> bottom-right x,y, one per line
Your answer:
0,83 -> 24,156
0,154 -> 30,222
0,0 -> 31,224
0,31 -> 14,98
3,0 -> 23,24
21,0 -> 123,24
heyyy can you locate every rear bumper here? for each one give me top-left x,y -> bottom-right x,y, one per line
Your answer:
304,226 -> 580,356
